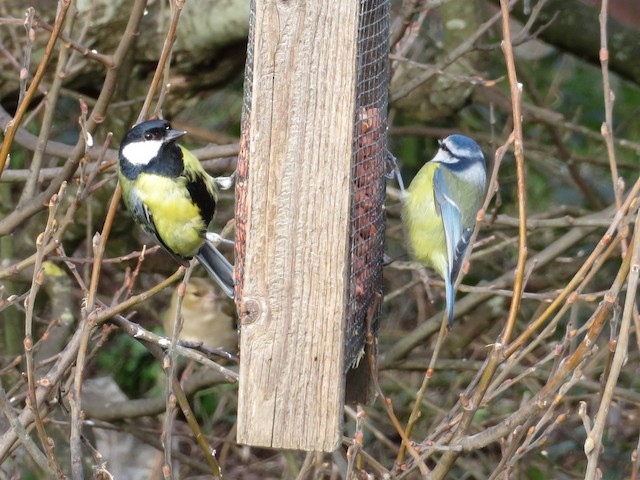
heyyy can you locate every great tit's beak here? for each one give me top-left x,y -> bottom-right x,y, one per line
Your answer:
165,129 -> 187,142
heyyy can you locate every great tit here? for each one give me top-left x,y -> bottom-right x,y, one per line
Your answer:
118,119 -> 234,297
403,134 -> 486,327
163,277 -> 237,353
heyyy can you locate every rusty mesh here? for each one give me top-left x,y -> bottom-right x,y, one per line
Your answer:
345,0 -> 389,370
235,0 -> 389,372
234,0 -> 254,305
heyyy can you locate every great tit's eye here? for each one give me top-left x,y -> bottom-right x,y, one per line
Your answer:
144,132 -> 153,140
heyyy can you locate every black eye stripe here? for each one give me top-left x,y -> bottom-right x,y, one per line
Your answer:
441,144 -> 471,163
439,141 -> 452,155
143,127 -> 168,140
449,151 -> 465,161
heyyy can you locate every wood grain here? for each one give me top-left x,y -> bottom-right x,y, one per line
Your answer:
236,0 -> 360,451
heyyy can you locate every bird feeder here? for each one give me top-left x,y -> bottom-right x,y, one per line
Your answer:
235,0 -> 389,451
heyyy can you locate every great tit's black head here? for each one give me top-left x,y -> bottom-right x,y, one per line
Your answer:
119,119 -> 186,168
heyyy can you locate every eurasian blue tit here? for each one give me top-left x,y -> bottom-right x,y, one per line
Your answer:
403,134 -> 486,327
118,119 -> 234,297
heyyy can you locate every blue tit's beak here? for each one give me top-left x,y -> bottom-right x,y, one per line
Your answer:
165,129 -> 187,142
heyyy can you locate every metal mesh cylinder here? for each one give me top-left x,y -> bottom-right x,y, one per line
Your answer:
345,0 -> 389,370
234,0 -> 254,302
235,0 -> 389,373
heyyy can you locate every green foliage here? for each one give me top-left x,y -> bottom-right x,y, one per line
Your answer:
96,332 -> 162,398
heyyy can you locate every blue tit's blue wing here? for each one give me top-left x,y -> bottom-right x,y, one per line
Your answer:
433,167 -> 463,283
450,227 -> 473,283
433,167 -> 466,327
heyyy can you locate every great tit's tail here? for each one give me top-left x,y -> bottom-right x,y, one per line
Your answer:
195,244 -> 235,298
444,275 -> 456,329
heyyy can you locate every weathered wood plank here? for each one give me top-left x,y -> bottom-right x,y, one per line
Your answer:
236,0 -> 360,451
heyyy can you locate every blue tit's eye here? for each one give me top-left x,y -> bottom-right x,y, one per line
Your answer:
439,140 -> 450,154
144,132 -> 153,140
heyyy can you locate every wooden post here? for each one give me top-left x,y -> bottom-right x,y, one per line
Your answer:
236,0 -> 360,451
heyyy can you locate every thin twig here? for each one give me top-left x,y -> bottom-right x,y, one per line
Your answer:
584,209 -> 640,478
163,263 -> 194,478
170,374 -> 223,478
70,127 -> 122,478
458,240 -> 634,452
366,296 -> 430,477
0,383 -> 56,477
390,1 -> 515,103
597,0 -> 622,213
0,0 -> 148,236
396,317 -> 447,467
506,176 -> 640,357
33,14 -> 113,66
0,270 -> 184,462
22,183 -> 67,477
17,4 -> 74,206
0,0 -> 71,174
138,0 -> 185,123
426,3 -> 527,476
499,3 -> 527,346
345,406 -> 366,479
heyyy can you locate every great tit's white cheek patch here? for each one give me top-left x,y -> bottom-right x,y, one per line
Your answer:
122,140 -> 162,166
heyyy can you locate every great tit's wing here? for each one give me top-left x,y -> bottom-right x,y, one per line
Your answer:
177,146 -> 219,226
176,146 -> 234,296
126,189 -> 157,239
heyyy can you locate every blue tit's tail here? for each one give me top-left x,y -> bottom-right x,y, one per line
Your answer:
444,274 -> 456,329
195,243 -> 235,298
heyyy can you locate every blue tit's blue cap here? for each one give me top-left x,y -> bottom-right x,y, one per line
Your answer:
443,134 -> 486,167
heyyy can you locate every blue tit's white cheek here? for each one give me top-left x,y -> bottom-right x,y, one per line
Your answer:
121,140 -> 162,165
433,149 -> 454,164
457,161 -> 486,188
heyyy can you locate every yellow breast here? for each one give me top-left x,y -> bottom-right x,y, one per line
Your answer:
403,163 -> 448,278
136,174 -> 206,257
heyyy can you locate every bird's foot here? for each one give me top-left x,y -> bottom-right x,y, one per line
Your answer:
417,268 -> 435,303
206,232 -> 234,246
214,175 -> 234,190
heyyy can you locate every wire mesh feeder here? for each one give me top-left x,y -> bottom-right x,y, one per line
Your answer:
233,0 -> 254,301
345,0 -> 389,391
235,0 -> 389,449
235,0 -> 389,395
